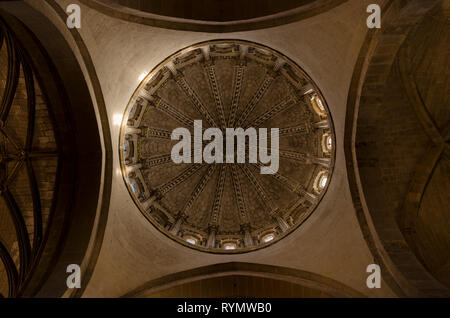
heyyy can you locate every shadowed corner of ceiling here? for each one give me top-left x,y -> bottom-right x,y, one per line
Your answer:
76,0 -> 349,32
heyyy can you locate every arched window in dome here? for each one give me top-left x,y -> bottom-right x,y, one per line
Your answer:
313,170 -> 329,193
223,242 -> 237,250
262,233 -> 275,243
130,182 -> 137,194
310,94 -> 327,117
319,175 -> 328,189
326,135 -> 332,151
184,236 -> 198,245
321,133 -> 333,154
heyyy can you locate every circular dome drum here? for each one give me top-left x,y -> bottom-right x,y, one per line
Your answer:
120,40 -> 335,253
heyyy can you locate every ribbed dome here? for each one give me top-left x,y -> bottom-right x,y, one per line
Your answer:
120,40 -> 334,253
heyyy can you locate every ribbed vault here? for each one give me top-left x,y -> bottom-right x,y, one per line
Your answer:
0,17 -> 59,298
346,0 -> 450,297
0,2 -> 112,298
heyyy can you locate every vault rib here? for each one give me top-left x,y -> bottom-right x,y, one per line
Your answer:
182,165 -> 216,215
209,165 -> 226,226
230,165 -> 249,224
279,123 -> 310,137
0,32 -> 20,123
228,64 -> 245,127
245,96 -> 297,128
279,150 -> 331,168
250,163 -> 296,192
158,164 -> 203,196
142,154 -> 173,168
149,96 -> 195,128
236,72 -> 275,127
145,127 -> 173,139
205,64 -> 226,129
240,164 -> 276,213
175,74 -> 216,127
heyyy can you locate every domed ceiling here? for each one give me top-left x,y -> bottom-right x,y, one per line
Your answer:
120,40 -> 334,253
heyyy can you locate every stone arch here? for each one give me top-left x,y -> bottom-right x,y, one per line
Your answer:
0,1 -> 112,297
77,0 -> 348,33
344,0 -> 450,297
122,262 -> 365,298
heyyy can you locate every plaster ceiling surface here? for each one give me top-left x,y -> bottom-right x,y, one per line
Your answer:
27,0 -> 396,297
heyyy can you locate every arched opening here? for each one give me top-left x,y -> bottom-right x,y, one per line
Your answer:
146,275 -> 331,298
123,262 -> 364,298
79,0 -> 348,32
0,2 -> 111,297
113,0 -> 316,22
345,0 -> 450,297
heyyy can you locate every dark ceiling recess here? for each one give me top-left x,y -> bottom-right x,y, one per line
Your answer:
394,4 -> 450,291
81,0 -> 347,33
352,1 -> 450,296
117,0 -> 314,21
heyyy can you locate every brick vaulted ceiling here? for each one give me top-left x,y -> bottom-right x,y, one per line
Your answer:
354,1 -> 450,292
388,4 -> 450,288
0,20 -> 59,297
0,5 -> 110,298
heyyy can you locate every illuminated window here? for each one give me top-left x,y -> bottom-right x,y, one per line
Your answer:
311,95 -> 324,110
313,171 -> 329,193
319,175 -> 328,189
310,94 -> 326,117
262,233 -> 275,243
185,237 -> 197,245
326,135 -> 332,151
223,242 -> 237,250
130,183 -> 137,194
321,133 -> 332,153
